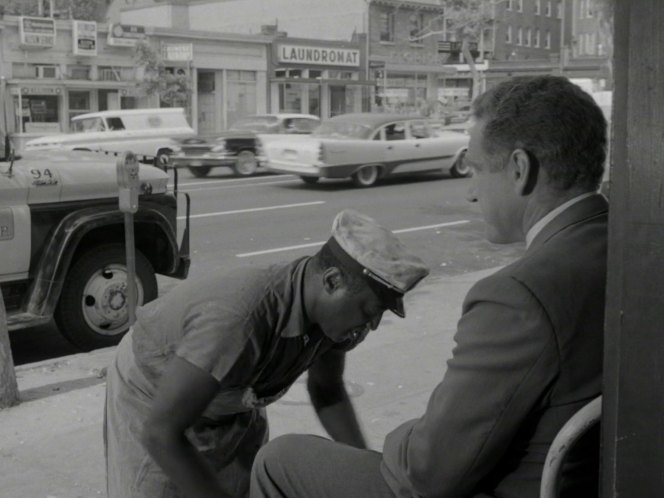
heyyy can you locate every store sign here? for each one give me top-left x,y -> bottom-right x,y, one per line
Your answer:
19,16 -> 56,48
383,89 -> 409,99
162,43 -> 193,62
11,86 -> 62,95
277,44 -> 360,67
107,24 -> 146,47
72,20 -> 97,56
388,49 -> 447,65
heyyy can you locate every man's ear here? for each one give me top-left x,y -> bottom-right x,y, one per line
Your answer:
322,267 -> 344,294
509,148 -> 538,196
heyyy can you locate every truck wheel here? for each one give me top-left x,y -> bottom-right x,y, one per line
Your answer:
54,244 -> 158,351
189,166 -> 211,178
233,151 -> 258,176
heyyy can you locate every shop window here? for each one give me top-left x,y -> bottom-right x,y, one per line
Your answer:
13,95 -> 60,134
379,8 -> 395,42
227,70 -> 257,127
68,91 -> 91,121
309,70 -> 323,80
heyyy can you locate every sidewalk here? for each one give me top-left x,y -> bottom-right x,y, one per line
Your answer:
0,267 -> 500,498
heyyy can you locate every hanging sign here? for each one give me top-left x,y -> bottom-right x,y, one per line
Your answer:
72,20 -> 97,57
162,43 -> 193,62
107,24 -> 146,47
19,16 -> 56,48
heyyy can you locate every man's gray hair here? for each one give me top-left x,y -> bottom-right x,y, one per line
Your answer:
472,75 -> 607,191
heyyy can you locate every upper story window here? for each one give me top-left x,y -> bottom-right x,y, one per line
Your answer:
409,12 -> 425,43
534,29 -> 541,47
516,0 -> 523,12
545,30 -> 551,49
545,0 -> 552,16
579,0 -> 585,18
516,27 -> 523,46
525,28 -> 531,46
506,0 -> 512,10
506,25 -> 513,44
535,0 -> 541,15
380,8 -> 396,42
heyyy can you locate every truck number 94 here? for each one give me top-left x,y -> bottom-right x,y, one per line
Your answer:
30,168 -> 58,186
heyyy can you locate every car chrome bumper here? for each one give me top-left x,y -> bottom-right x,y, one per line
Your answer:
169,154 -> 237,168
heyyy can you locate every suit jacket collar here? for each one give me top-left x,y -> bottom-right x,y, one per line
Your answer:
527,193 -> 608,252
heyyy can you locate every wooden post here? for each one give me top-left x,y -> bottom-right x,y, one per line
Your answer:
0,288 -> 19,409
603,1 -> 664,495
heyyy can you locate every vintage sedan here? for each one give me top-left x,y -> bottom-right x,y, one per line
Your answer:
169,113 -> 320,178
260,113 -> 470,187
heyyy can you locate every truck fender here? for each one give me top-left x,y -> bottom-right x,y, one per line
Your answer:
23,206 -> 178,320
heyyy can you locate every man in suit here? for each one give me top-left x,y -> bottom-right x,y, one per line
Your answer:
250,75 -> 608,498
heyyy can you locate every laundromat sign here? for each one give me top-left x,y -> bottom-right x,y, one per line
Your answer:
277,44 -> 360,67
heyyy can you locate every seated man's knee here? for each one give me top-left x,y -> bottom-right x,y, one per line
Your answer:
256,434 -> 306,467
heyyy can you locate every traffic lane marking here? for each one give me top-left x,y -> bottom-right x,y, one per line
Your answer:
177,201 -> 325,220
170,175 -> 297,189
236,220 -> 471,258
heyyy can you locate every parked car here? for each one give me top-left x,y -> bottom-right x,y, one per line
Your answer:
169,113 -> 321,178
260,113 -> 470,187
23,108 -> 195,168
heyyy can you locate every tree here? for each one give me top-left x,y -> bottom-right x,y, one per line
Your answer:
133,40 -> 192,109
0,288 -> 19,409
0,0 -> 112,21
408,0 -> 498,101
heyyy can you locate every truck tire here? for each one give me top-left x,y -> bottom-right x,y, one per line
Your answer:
189,166 -> 211,178
54,244 -> 158,351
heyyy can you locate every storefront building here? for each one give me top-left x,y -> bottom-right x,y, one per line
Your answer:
269,38 -> 371,118
0,15 -> 270,151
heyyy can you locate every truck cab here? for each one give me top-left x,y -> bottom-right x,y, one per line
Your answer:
0,149 -> 190,350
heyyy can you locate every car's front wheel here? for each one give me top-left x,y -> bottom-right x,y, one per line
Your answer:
189,166 -> 212,178
233,150 -> 258,176
450,150 -> 471,178
54,244 -> 158,351
299,176 -> 320,185
352,165 -> 380,187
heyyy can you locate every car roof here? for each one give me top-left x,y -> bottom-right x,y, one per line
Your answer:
327,113 -> 427,126
71,108 -> 185,121
243,113 -> 320,120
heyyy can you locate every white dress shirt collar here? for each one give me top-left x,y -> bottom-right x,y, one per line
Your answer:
525,192 -> 596,248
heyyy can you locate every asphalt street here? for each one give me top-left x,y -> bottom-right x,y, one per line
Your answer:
9,170 -> 524,364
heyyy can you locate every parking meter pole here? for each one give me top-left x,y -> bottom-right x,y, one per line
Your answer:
123,211 -> 137,326
117,152 -> 140,327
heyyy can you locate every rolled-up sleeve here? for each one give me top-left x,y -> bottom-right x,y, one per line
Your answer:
381,275 -> 559,498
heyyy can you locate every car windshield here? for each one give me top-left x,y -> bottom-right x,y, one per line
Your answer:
312,121 -> 373,139
229,116 -> 279,132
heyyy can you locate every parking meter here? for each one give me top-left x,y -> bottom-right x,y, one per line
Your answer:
117,151 -> 140,213
116,152 -> 139,325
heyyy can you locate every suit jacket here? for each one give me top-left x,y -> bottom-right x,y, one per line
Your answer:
381,194 -> 608,498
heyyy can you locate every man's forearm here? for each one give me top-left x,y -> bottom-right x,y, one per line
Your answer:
311,387 -> 367,448
142,429 -> 229,498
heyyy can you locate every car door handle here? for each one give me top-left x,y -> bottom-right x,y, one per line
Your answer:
415,143 -> 420,147
386,146 -> 393,150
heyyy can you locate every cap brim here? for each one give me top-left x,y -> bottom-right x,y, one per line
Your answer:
384,293 -> 405,318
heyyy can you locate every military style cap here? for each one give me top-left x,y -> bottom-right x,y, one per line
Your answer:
326,209 -> 430,318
